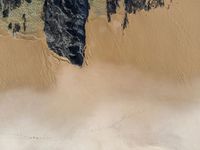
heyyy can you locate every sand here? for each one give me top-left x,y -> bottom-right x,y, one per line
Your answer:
0,0 -> 200,149
87,0 -> 200,80
0,33 -> 56,91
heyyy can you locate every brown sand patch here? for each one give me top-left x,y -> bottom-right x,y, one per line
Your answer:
86,0 -> 200,81
0,0 -> 200,149
0,35 -> 56,91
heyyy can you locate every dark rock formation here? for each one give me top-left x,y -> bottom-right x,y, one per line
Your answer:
124,0 -> 164,13
122,12 -> 129,30
0,0 -> 22,17
14,23 -> 21,32
43,0 -> 90,66
106,0 -> 120,22
25,0 -> 32,3
106,0 -> 165,29
122,0 -> 165,29
0,0 -> 166,66
8,22 -> 12,30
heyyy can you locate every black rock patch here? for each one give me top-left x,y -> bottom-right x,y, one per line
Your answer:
106,0 -> 165,29
43,0 -> 90,66
0,0 -> 22,17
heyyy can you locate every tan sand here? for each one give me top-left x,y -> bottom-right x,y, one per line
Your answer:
0,34 -> 56,91
86,0 -> 200,81
0,0 -> 200,149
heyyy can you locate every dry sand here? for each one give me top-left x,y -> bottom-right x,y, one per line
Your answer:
0,0 -> 200,149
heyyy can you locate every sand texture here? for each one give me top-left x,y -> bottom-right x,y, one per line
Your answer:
0,0 -> 200,149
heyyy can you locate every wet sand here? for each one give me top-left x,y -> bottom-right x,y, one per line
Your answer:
0,0 -> 200,149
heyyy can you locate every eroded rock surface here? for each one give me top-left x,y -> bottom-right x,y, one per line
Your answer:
43,0 -> 89,66
43,0 -> 165,66
0,0 -> 166,66
107,0 -> 165,29
0,0 -> 32,17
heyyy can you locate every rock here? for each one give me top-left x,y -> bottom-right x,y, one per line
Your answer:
43,0 -> 90,66
2,8 -> 9,17
14,23 -> 21,32
25,0 -> 32,3
0,0 -> 22,17
106,0 -> 120,22
8,22 -> 12,30
124,0 -> 164,14
106,0 -> 165,29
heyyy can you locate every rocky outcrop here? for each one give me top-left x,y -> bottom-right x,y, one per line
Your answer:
43,0 -> 90,66
124,0 -> 164,13
0,0 -> 26,17
106,0 -> 120,22
0,0 -> 166,66
107,0 -> 165,29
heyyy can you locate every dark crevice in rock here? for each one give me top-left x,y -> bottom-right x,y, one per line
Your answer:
43,0 -> 90,66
